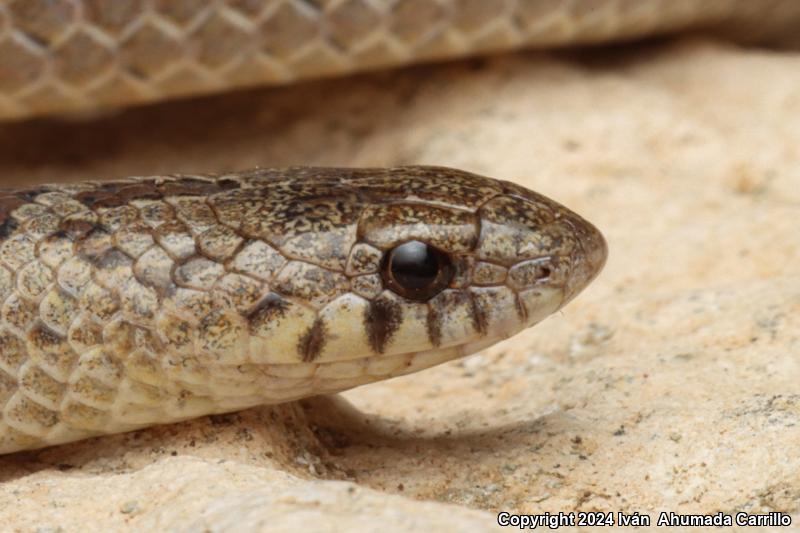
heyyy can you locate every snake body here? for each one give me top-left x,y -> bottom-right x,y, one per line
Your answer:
1,0 -> 800,121
0,166 -> 606,453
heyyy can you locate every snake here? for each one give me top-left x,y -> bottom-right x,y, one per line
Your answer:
0,1 -> 793,454
0,166 -> 607,454
1,0 -> 799,120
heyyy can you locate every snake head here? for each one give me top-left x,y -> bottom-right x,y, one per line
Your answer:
348,167 -> 607,368
194,166 -> 607,398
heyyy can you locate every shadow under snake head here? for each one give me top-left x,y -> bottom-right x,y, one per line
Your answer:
0,165 -> 606,453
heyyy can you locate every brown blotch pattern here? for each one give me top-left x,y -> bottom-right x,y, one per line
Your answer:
364,296 -> 403,354
425,304 -> 442,348
468,291 -> 489,336
298,319 -> 327,362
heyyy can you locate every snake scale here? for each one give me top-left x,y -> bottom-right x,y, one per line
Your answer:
0,1 -> 793,454
2,0 -> 800,120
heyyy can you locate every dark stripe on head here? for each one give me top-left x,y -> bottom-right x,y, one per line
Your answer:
426,304 -> 442,348
365,296 -> 402,354
299,318 -> 326,362
469,292 -> 488,336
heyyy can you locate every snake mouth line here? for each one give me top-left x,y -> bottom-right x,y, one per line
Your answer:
262,333 -> 513,385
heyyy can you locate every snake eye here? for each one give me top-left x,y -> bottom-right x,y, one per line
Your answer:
381,240 -> 454,302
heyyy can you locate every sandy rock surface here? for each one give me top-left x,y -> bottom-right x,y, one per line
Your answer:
0,37 -> 799,531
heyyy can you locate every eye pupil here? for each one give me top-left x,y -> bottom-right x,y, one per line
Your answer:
382,240 -> 453,301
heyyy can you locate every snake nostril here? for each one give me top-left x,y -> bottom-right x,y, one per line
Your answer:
538,266 -> 552,281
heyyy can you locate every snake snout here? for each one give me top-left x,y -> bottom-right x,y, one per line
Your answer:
560,213 -> 608,308
475,186 -> 606,320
